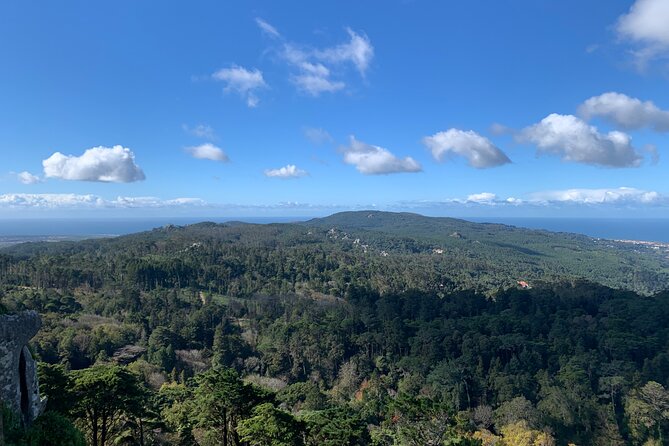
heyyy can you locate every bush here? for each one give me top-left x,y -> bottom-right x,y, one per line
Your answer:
27,412 -> 86,446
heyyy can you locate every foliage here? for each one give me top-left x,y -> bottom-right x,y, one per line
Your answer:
27,411 -> 86,446
192,367 -> 270,446
70,365 -> 146,446
300,407 -> 370,446
37,363 -> 74,415
237,403 -> 302,446
624,381 -> 669,444
2,212 -> 669,445
2,211 -> 668,298
2,402 -> 24,446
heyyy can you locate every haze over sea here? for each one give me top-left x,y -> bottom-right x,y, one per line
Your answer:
0,217 -> 667,243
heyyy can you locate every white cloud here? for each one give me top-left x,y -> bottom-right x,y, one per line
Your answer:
617,0 -> 669,67
255,17 -> 280,38
342,136 -> 422,175
518,114 -> 643,167
183,123 -> 217,140
284,47 -> 346,96
579,92 -> 669,131
293,75 -> 345,96
212,65 -> 267,107
530,187 -> 663,205
423,129 -> 511,168
212,66 -> 266,90
257,21 -> 373,97
186,143 -> 229,162
282,44 -> 307,65
304,127 -> 333,145
16,171 -> 41,184
264,164 -> 308,179
314,28 -> 374,76
291,62 -> 345,95
42,145 -> 146,182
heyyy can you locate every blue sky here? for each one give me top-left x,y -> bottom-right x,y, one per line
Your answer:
1,0 -> 668,218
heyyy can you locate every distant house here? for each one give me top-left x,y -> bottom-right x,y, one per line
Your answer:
517,280 -> 531,289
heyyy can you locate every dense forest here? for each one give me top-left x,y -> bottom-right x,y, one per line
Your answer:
2,212 -> 669,445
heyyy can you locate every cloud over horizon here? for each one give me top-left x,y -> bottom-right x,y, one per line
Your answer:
42,146 -> 146,183
0,194 -> 205,209
397,187 -> 668,211
0,194 -> 352,215
423,129 -> 511,168
529,187 -> 663,205
341,136 -> 422,175
519,114 -> 644,168
466,192 -> 498,204
2,187 -> 667,215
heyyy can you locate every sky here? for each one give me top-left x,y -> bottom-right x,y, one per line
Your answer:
1,0 -> 669,218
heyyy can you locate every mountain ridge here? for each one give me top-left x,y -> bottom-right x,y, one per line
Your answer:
1,210 -> 668,295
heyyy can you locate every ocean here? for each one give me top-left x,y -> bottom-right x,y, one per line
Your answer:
0,217 -> 667,243
467,217 -> 669,243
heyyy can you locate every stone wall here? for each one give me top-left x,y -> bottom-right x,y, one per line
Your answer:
0,311 -> 45,425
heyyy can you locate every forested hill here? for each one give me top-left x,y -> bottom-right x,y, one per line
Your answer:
304,211 -> 669,294
3,212 -> 669,445
1,211 -> 668,295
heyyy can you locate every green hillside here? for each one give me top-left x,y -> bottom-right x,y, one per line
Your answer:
3,212 -> 669,445
2,211 -> 668,295
303,211 -> 669,294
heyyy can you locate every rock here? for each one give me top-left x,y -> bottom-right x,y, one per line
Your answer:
0,310 -> 46,425
112,345 -> 147,365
